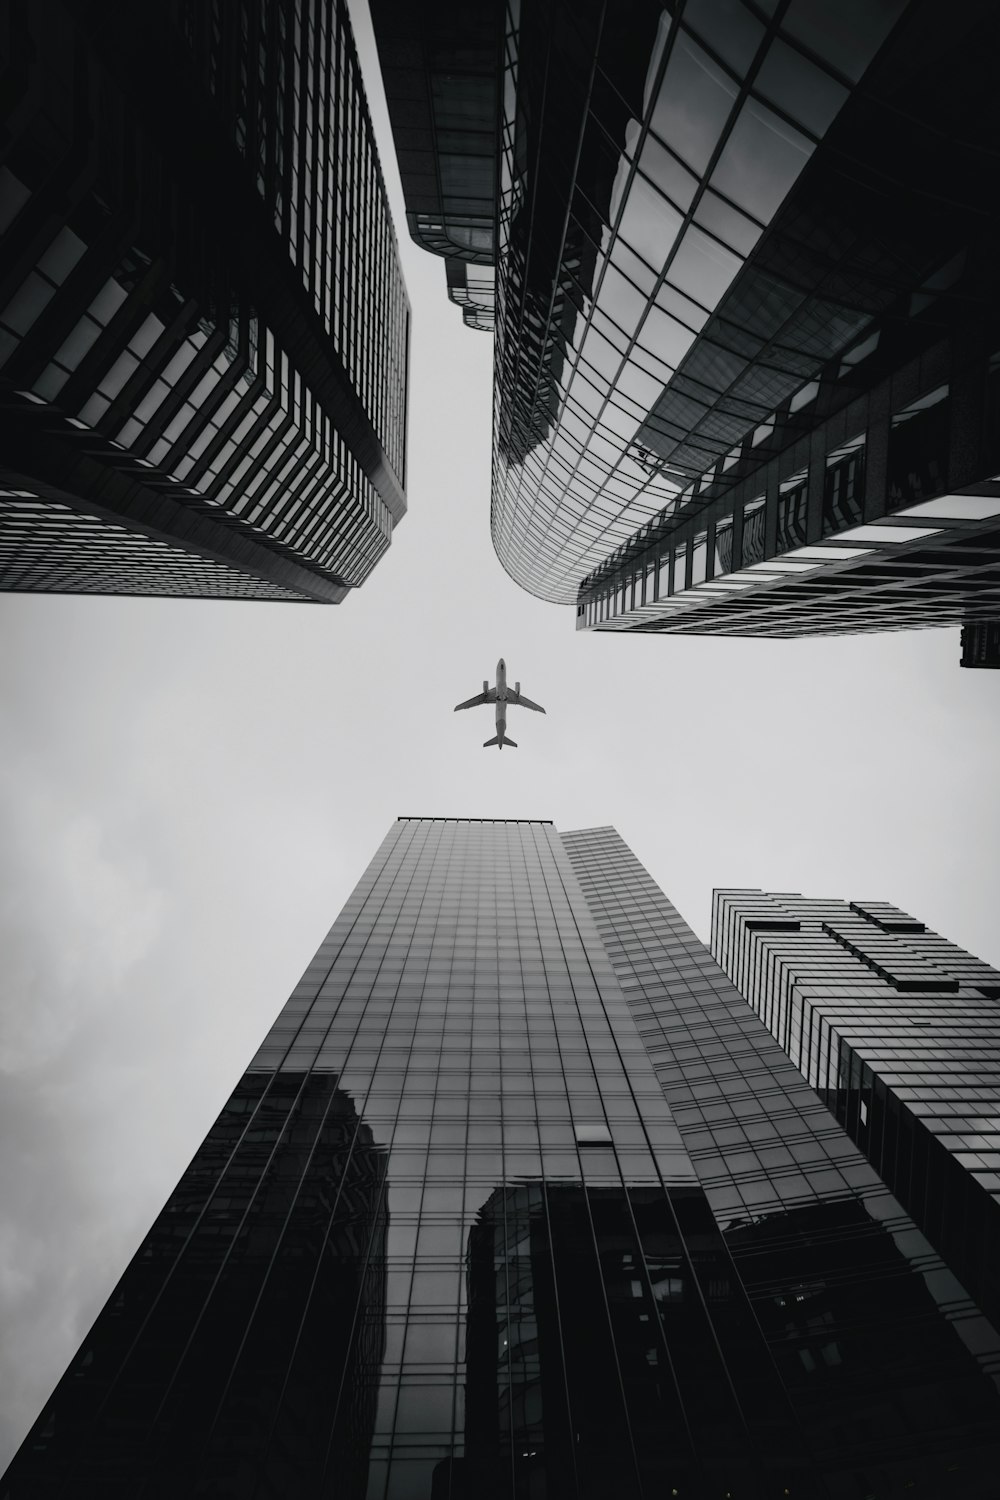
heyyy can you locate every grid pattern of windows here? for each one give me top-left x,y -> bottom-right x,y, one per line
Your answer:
564,827 -> 1000,1493
0,0 -> 407,600
578,361 -> 1000,645
490,0 -> 905,603
371,0 -> 499,330
8,822 -> 1000,1497
567,1 -> 1000,647
0,488 -> 305,600
713,889 -> 1000,1329
177,0 -> 409,480
244,818 -> 805,1496
581,474 -> 1000,643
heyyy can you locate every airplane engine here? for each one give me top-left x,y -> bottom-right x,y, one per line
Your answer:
483,680 -> 489,694
515,682 -> 520,695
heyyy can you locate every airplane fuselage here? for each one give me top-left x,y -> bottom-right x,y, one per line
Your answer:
454,656 -> 544,750
495,659 -> 508,742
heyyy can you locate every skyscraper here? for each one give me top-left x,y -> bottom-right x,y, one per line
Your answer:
372,0 -> 1000,662
5,819 -> 1000,1497
0,0 -> 409,602
372,0 -> 499,333
712,888 -> 1000,1330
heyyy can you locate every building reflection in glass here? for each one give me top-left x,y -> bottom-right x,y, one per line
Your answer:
0,0 -> 409,602
7,820 -> 1000,1500
2,1072 -> 388,1498
712,889 -> 1000,1331
374,0 -> 1000,656
565,825 -> 1000,1500
721,1195 -> 1000,1496
445,1180 -> 813,1500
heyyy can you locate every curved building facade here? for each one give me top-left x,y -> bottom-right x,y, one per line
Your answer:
375,0 -> 1000,658
0,0 -> 409,602
491,0 -> 907,602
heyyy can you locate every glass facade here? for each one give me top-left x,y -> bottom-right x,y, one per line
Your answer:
565,829 -> 1000,1497
0,0 -> 409,602
372,0 -> 1000,656
6,820 -> 1000,1497
0,487 -> 307,599
560,0 -> 1000,650
371,0 -> 500,331
491,0 -> 905,603
712,889 -> 1000,1331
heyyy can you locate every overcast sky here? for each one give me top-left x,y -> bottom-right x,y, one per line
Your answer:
1,1 -> 999,1471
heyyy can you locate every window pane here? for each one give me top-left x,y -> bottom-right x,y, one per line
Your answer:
710,100 -> 814,221
649,35 -> 739,173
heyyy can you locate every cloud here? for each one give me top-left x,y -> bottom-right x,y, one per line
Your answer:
0,756 -> 167,1072
0,1 -> 998,1476
0,1064 -> 155,1469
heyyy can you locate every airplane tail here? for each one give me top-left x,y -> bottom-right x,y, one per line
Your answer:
483,736 -> 517,749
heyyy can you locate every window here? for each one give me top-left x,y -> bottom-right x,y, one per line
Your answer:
650,34 -> 738,174
711,100 -> 813,221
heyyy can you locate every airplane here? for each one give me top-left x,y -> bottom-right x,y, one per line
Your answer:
454,658 -> 546,749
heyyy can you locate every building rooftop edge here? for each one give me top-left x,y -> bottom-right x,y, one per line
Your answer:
396,816 -> 554,825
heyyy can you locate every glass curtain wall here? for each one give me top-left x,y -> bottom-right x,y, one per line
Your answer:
712,888 -> 1000,1331
6,821 -> 1000,1498
492,0 -> 901,602
0,0 -> 409,600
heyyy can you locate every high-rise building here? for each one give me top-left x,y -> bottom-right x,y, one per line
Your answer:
5,820 -> 1000,1497
372,0 -> 1000,662
371,0 -> 499,333
712,888 -> 1000,1330
961,619 -> 1000,669
0,0 -> 409,602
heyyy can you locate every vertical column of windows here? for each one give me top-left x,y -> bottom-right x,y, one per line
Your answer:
0,53 -> 401,589
563,831 -> 885,1224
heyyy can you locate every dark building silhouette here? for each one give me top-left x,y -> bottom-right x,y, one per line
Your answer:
0,0 -> 409,602
961,619 -> 1000,669
372,0 -> 498,332
563,827 -> 1000,1493
6,820 -> 1000,1497
2,1072 -> 388,1497
712,889 -> 1000,1330
449,1181 -> 820,1498
372,0 -> 1000,661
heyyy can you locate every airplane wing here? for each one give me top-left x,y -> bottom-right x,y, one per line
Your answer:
508,690 -> 546,714
454,689 -> 497,711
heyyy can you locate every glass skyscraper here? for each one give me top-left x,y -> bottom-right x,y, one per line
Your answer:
712,888 -> 1000,1331
372,0 -> 499,333
373,0 -> 1000,662
5,819 -> 1000,1498
0,0 -> 409,602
